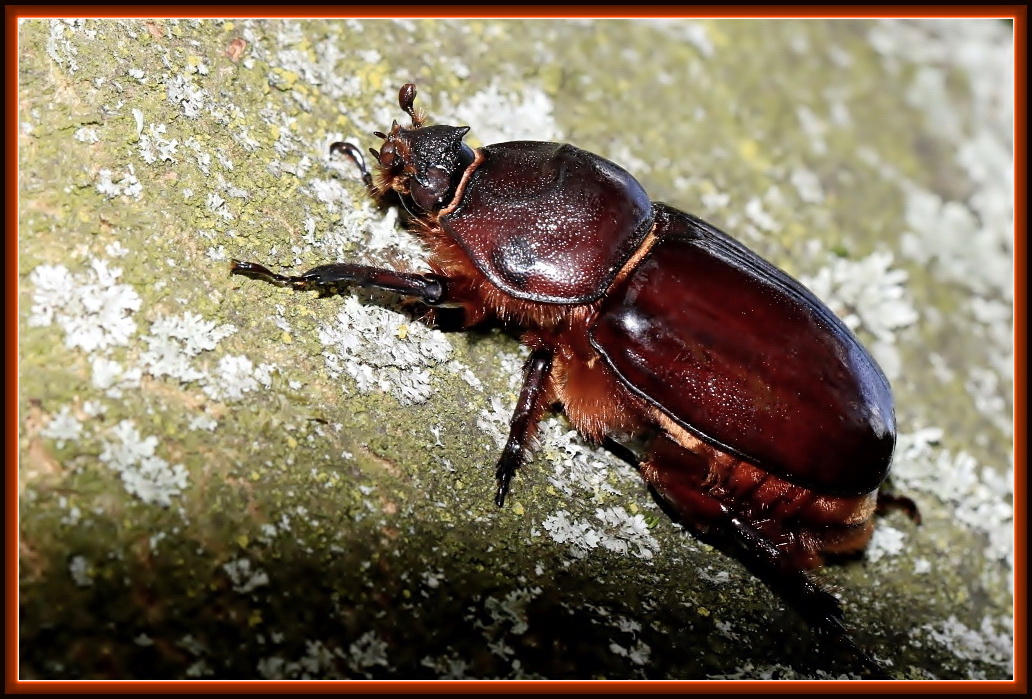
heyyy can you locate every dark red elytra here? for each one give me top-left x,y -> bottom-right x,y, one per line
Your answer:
231,83 -> 917,676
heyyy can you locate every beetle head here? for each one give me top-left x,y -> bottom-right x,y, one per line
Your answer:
375,124 -> 475,212
370,84 -> 476,213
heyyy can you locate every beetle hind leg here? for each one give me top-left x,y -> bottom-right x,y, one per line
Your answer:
718,514 -> 889,677
630,434 -> 891,677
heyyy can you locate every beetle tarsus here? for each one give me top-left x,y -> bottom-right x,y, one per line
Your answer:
494,480 -> 510,508
493,348 -> 553,508
876,491 -> 922,525
812,613 -> 893,679
230,259 -> 290,284
329,141 -> 374,189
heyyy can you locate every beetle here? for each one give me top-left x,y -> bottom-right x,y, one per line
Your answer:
231,83 -> 918,676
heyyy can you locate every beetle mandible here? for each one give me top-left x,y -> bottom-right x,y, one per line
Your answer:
231,83 -> 918,675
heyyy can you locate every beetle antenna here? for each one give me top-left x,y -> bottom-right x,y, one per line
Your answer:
399,82 -> 426,128
329,141 -> 373,189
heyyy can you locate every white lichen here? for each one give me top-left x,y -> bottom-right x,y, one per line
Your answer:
45,19 -> 85,73
223,557 -> 270,594
201,355 -> 261,401
41,406 -> 83,448
539,419 -> 628,499
445,81 -> 562,145
73,126 -> 99,143
900,187 -> 1012,300
95,165 -> 142,199
541,506 -> 659,560
347,632 -> 389,677
138,122 -> 179,164
800,250 -> 918,380
91,357 -> 142,398
865,523 -> 908,563
29,260 -> 142,353
98,419 -> 189,507
484,586 -> 542,636
317,295 -> 452,405
141,311 -> 237,384
166,73 -> 208,119
69,555 -> 94,587
917,615 -> 1013,678
892,428 -> 1013,568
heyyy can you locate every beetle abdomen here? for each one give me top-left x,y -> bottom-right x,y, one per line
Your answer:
589,205 -> 895,496
440,142 -> 653,304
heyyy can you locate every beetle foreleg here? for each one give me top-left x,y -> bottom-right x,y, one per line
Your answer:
494,348 -> 553,507
230,260 -> 448,306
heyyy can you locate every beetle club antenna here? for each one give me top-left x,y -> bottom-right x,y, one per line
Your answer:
399,83 -> 425,128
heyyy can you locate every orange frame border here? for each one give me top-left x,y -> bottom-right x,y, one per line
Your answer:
5,5 -> 1026,694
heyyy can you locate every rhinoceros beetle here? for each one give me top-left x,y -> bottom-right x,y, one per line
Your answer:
231,83 -> 918,677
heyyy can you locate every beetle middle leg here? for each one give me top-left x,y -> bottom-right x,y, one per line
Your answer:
494,348 -> 553,507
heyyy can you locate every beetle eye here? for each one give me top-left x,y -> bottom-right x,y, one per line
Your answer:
379,141 -> 398,169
